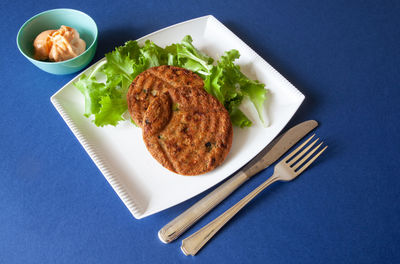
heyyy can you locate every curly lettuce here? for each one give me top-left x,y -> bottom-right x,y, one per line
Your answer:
74,35 -> 268,127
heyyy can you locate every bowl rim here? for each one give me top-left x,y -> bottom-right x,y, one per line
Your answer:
16,8 -> 98,65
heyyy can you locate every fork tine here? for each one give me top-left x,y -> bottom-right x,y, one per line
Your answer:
287,137 -> 319,166
292,142 -> 323,170
296,145 -> 327,175
283,134 -> 315,162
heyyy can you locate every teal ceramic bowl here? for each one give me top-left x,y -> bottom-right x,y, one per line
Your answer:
17,9 -> 98,75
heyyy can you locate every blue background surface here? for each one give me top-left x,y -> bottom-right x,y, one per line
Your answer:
1,0 -> 399,263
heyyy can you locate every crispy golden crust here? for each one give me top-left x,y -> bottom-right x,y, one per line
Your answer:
143,87 -> 233,176
127,65 -> 233,176
126,65 -> 203,127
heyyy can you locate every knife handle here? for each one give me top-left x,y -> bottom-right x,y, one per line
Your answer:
158,170 -> 250,243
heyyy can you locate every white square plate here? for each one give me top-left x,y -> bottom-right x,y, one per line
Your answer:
51,15 -> 304,219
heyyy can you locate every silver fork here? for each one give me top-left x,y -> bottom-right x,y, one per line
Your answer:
181,135 -> 327,256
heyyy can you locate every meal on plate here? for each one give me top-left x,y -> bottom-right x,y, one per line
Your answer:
74,35 -> 268,128
127,65 -> 233,175
74,35 -> 268,175
33,25 -> 86,62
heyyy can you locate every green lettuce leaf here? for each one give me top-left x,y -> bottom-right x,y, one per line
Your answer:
74,74 -> 106,117
204,49 -> 268,126
74,36 -> 268,128
93,95 -> 126,127
240,79 -> 268,124
230,107 -> 252,128
176,35 -> 214,76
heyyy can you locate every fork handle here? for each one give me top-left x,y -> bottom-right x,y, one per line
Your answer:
181,174 -> 279,256
158,170 -> 250,243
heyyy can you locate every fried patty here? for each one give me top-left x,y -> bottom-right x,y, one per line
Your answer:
142,87 -> 233,175
126,66 -> 233,176
127,65 -> 204,127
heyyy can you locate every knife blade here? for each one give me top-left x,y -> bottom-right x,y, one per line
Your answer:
241,120 -> 318,177
158,120 -> 318,243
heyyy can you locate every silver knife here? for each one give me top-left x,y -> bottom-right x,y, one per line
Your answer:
158,120 -> 318,243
